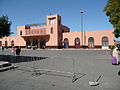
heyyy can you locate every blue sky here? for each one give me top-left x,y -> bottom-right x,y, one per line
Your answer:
0,0 -> 113,36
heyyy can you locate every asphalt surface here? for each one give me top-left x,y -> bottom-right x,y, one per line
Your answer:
0,49 -> 120,90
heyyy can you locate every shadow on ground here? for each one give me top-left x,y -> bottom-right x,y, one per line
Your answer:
118,71 -> 120,76
0,54 -> 48,63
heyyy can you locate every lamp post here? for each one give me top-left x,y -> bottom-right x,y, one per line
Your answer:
80,11 -> 84,48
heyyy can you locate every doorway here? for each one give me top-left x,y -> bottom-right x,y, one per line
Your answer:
64,38 -> 69,48
74,38 -> 80,48
88,37 -> 94,48
40,39 -> 46,49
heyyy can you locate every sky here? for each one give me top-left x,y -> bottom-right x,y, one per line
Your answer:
0,0 -> 113,36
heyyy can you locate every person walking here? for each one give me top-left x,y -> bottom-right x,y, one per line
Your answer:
112,47 -> 119,65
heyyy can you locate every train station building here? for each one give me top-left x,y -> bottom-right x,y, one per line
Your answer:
0,14 -> 114,49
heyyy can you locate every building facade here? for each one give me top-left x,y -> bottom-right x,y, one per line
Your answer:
0,14 -> 114,49
63,30 -> 114,49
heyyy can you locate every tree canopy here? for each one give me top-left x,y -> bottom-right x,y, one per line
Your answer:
104,0 -> 120,38
0,16 -> 12,38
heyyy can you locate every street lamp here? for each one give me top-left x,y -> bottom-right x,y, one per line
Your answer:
80,11 -> 84,48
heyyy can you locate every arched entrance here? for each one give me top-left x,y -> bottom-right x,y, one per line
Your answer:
5,41 -> 8,48
26,39 -> 31,48
40,39 -> 46,49
102,36 -> 109,49
33,39 -> 38,48
74,37 -> 80,48
11,40 -> 14,47
64,38 -> 69,48
88,37 -> 94,48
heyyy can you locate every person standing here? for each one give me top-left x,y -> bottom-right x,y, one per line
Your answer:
12,46 -> 16,55
16,47 -> 21,55
16,46 -> 21,63
1,46 -> 4,52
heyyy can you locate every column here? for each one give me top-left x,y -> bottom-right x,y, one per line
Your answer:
38,39 -> 40,48
30,38 -> 33,47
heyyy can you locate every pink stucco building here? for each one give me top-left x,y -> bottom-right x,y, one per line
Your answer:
0,14 -> 114,49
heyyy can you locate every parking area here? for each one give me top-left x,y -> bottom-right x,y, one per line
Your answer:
0,49 -> 120,90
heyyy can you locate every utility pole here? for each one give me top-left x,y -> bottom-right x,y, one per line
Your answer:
80,11 -> 84,48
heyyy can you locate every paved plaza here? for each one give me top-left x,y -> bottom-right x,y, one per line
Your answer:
0,49 -> 120,90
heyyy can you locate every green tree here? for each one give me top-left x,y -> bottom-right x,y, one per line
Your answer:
0,16 -> 12,38
104,0 -> 120,38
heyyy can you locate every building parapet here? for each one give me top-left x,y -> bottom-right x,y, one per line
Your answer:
26,23 -> 46,27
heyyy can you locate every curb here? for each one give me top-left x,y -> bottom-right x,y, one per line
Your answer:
21,48 -> 110,51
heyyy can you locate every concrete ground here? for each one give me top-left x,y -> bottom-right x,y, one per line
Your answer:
0,49 -> 120,90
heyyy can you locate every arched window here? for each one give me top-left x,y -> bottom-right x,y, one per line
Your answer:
102,37 -> 109,46
11,40 -> 14,47
88,37 -> 94,48
64,38 -> 69,48
51,27 -> 53,34
74,37 -> 80,48
20,31 -> 22,35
